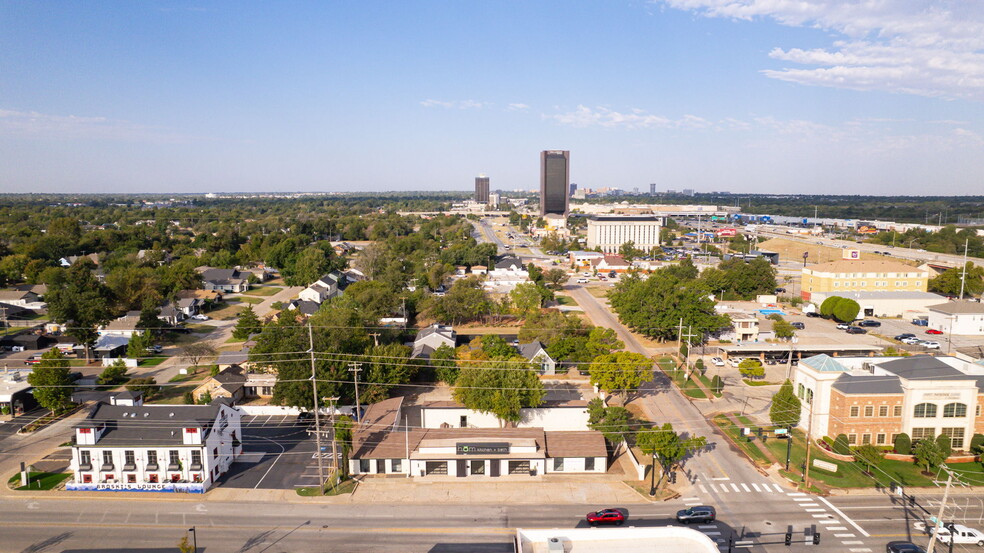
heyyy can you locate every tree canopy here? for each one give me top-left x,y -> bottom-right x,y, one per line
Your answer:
452,359 -> 546,425
769,380 -> 801,428
588,351 -> 653,402
27,348 -> 74,412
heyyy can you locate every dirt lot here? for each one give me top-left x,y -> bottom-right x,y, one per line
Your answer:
758,237 -> 919,266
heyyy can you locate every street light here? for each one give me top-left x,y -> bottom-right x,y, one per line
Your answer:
649,452 -> 657,496
188,527 -> 197,553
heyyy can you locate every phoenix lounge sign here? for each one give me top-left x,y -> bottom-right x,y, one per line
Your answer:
456,442 -> 510,455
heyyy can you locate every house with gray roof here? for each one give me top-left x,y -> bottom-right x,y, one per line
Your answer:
198,267 -> 250,293
68,401 -> 242,492
411,324 -> 457,359
518,341 -> 556,375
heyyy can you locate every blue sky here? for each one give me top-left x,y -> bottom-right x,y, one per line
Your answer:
2,1 -> 983,195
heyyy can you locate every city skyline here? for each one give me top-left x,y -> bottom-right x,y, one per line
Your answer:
2,1 -> 983,195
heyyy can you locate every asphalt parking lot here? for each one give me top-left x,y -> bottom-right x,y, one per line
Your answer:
219,415 -> 335,490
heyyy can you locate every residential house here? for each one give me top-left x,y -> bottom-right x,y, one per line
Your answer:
568,251 -> 605,268
518,341 -> 557,375
590,254 -> 631,274
297,271 -> 346,304
90,335 -> 130,361
0,290 -> 42,308
157,303 -> 183,326
67,401 -> 242,492
192,366 -> 246,403
411,324 -> 457,359
98,312 -> 142,339
287,299 -> 321,317
176,289 -> 223,304
198,268 -> 250,293
176,298 -> 203,318
59,253 -> 101,268
928,301 -> 984,336
483,256 -> 530,291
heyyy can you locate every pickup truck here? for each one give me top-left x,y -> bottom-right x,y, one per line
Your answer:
930,524 -> 984,546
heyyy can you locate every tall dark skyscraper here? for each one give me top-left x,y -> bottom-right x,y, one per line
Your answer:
475,175 -> 490,203
540,150 -> 569,216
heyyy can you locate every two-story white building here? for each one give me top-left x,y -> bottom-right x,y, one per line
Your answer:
67,401 -> 242,493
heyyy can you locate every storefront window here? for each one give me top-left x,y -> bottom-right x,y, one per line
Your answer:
553,458 -> 564,471
585,457 -> 595,471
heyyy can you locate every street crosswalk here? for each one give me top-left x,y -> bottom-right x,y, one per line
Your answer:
686,479 -> 872,552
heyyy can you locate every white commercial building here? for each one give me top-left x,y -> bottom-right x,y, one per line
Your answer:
928,301 -> 984,336
586,215 -> 662,254
809,291 -> 947,318
67,401 -> 242,493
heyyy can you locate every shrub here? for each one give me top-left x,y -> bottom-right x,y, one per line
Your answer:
894,433 -> 911,455
183,391 -> 194,405
833,434 -> 851,455
819,296 -> 842,318
936,434 -> 953,459
710,375 -> 723,394
832,298 -> 861,323
970,433 -> 984,454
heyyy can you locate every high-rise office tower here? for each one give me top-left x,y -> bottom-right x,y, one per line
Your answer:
650,183 -> 657,195
475,176 -> 490,204
569,183 -> 577,196
540,150 -> 569,216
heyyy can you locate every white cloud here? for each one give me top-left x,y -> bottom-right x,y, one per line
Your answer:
0,108 -> 195,142
657,0 -> 984,100
419,99 -> 490,109
507,103 -> 531,111
544,105 -> 713,129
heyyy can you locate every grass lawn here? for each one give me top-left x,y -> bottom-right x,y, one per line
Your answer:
184,323 -> 215,334
296,479 -> 357,496
743,379 -> 782,387
241,286 -> 283,297
763,428 -> 981,488
140,356 -> 167,367
711,414 -> 772,466
167,368 -> 209,383
657,357 -> 707,399
554,295 -> 576,306
7,471 -> 72,491
235,296 -> 264,305
205,304 -> 246,321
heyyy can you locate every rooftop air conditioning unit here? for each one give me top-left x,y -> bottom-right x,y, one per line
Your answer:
547,537 -> 566,553
862,362 -> 874,373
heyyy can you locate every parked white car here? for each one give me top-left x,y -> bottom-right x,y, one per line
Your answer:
575,278 -> 588,284
931,524 -> 984,546
191,314 -> 210,321
919,340 -> 941,349
901,337 -> 921,345
711,357 -> 725,367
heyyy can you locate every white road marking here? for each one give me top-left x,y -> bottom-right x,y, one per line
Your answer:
834,534 -> 856,538
828,527 -> 848,531
788,492 -> 807,496
813,514 -> 830,518
793,497 -> 813,502
799,503 -> 819,507
751,483 -> 761,492
730,483 -> 741,492
804,508 -> 826,512
741,483 -> 751,492
711,477 -> 730,481
715,484 -> 728,493
841,541 -> 864,545
817,496 -> 870,537
848,549 -> 872,552
699,485 -> 708,493
818,519 -> 839,525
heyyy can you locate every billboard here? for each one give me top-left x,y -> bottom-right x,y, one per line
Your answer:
715,228 -> 737,237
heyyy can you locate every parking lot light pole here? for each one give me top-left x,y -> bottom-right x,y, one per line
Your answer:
649,452 -> 657,496
785,428 -> 792,471
188,526 -> 197,553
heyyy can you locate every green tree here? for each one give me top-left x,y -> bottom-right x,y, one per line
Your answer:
197,391 -> 213,405
970,433 -> 984,454
233,305 -> 261,341
935,434 -> 953,459
893,432 -> 912,455
769,379 -> 801,428
637,423 -> 707,490
833,434 -> 851,455
542,268 -> 570,289
125,377 -> 160,399
45,261 -> 114,362
929,262 -> 984,297
26,348 -> 74,412
819,296 -> 842,318
586,397 -> 632,443
359,342 -> 415,404
738,358 -> 765,379
286,246 -> 337,286
510,282 -> 543,317
97,359 -> 129,387
588,351 -> 654,402
127,331 -> 152,360
334,415 -> 355,479
853,444 -> 885,473
452,359 -> 546,425
608,268 -> 728,342
430,344 -> 459,384
914,436 -> 946,471
710,374 -> 723,394
618,241 -> 644,262
480,335 -> 517,359
771,317 -> 796,340
832,297 -> 861,323
423,276 -> 491,324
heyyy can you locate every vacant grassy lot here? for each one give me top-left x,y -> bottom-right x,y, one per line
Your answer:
8,471 -> 72,491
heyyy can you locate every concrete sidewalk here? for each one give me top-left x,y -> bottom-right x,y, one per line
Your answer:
348,476 -> 651,505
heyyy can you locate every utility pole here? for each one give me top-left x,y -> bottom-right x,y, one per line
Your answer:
348,362 -> 363,422
368,332 -> 380,347
803,400 -> 815,489
926,472 -> 953,553
308,323 -> 326,495
326,395 -> 340,494
959,239 -> 969,300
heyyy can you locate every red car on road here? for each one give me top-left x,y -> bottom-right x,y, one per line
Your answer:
926,329 -> 944,335
586,509 -> 626,526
